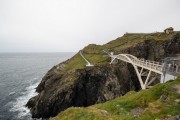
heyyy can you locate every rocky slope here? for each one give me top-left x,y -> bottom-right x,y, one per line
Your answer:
52,77 -> 180,120
26,32 -> 180,118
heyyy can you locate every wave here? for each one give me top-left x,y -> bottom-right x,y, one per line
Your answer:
9,92 -> 16,96
9,78 -> 39,119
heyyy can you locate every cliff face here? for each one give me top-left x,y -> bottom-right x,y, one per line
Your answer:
123,34 -> 180,60
52,78 -> 180,120
26,33 -> 180,118
26,64 -> 139,118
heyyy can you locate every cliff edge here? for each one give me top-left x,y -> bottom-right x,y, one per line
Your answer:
26,32 -> 180,118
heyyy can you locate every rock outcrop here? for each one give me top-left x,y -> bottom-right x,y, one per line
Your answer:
26,33 -> 180,118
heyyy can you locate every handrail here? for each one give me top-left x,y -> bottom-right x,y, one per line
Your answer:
109,53 -> 179,89
110,54 -> 163,74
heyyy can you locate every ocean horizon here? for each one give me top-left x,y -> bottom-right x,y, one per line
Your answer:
0,52 -> 75,120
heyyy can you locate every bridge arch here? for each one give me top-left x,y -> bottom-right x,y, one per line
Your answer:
110,54 -> 162,89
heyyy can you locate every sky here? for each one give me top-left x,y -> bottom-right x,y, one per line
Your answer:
0,0 -> 180,52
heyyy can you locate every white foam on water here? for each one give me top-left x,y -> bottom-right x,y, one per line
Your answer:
9,78 -> 39,119
9,91 -> 16,96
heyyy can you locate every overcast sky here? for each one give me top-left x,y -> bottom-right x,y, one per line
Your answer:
0,0 -> 180,52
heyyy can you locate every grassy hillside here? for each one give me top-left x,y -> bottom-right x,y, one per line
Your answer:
63,32 -> 179,72
51,77 -> 180,120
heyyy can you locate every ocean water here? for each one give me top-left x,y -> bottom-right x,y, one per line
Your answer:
0,53 -> 74,120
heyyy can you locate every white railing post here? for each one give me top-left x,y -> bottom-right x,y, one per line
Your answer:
176,65 -> 179,73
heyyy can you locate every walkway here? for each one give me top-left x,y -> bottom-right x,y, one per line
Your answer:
109,53 -> 180,89
80,51 -> 94,67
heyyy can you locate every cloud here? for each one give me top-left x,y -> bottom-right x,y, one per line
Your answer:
0,0 -> 180,52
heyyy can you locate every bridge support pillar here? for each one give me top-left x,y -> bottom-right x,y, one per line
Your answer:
133,65 -> 155,89
109,53 -> 163,89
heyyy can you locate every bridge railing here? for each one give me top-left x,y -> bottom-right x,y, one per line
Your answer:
110,53 -> 179,89
112,54 -> 176,74
134,59 -> 163,71
115,55 -> 163,72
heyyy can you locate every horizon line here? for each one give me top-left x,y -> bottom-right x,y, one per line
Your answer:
0,52 -> 77,53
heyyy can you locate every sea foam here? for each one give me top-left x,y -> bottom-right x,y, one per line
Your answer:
9,78 -> 39,119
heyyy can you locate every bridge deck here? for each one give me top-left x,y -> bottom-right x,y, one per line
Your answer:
111,54 -> 163,74
110,53 -> 180,89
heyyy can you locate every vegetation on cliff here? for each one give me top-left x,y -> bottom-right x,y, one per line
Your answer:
64,32 -> 180,72
52,77 -> 180,120
26,31 -> 180,118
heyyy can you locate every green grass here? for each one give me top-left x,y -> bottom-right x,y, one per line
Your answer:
64,53 -> 87,72
51,107 -> 111,120
101,32 -> 174,52
51,77 -> 180,120
63,32 -> 180,73
64,52 -> 108,72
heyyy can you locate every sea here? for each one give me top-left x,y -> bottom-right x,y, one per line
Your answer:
0,52 -> 75,120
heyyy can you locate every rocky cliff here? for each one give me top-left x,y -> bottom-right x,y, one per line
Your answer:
26,32 -> 180,118
52,77 -> 180,120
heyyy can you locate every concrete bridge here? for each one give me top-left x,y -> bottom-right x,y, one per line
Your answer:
109,52 -> 180,89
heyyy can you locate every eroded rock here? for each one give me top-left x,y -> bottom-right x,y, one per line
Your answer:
26,33 -> 180,118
